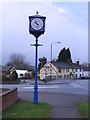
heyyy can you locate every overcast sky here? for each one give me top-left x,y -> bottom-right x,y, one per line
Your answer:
1,2 -> 88,65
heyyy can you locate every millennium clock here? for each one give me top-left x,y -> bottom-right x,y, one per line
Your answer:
28,12 -> 46,104
29,12 -> 46,38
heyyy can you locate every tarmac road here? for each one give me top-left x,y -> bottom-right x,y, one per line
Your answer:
1,79 -> 89,95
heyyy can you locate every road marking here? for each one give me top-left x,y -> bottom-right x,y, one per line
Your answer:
22,85 -> 59,89
71,83 -> 88,90
71,83 -> 78,88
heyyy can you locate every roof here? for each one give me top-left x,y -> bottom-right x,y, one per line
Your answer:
50,61 -> 83,69
71,63 -> 83,69
83,67 -> 90,71
13,65 -> 35,71
16,70 -> 28,74
25,65 -> 35,71
2,66 -> 13,72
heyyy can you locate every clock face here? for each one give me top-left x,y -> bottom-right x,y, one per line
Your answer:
31,18 -> 43,31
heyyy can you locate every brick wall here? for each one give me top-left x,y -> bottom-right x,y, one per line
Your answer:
0,88 -> 18,111
0,89 -> 8,93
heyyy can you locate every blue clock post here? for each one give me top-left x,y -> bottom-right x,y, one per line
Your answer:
28,12 -> 46,104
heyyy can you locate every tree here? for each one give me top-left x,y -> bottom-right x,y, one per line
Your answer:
38,57 -> 47,71
32,70 -> 35,78
57,47 -> 72,63
9,71 -> 18,80
6,53 -> 31,70
2,73 -> 8,81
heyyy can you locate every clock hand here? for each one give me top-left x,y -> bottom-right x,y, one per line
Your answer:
35,20 -> 39,25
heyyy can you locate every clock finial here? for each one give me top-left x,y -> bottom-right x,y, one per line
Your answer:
36,11 -> 39,15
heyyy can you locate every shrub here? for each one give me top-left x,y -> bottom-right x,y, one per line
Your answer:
2,73 -> 8,81
9,71 -> 18,80
23,73 -> 32,79
32,70 -> 35,78
0,77 -> 1,81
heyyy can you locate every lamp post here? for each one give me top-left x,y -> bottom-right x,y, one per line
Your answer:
51,42 -> 61,61
29,12 -> 46,104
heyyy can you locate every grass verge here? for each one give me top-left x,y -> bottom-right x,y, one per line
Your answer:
77,102 -> 89,118
2,101 -> 51,118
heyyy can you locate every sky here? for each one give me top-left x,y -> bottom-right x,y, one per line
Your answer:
1,1 -> 88,66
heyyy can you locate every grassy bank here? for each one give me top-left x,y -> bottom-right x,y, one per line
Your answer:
77,102 -> 89,118
3,102 -> 51,118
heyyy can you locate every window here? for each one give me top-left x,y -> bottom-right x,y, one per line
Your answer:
44,69 -> 46,73
20,74 -> 23,77
66,69 -> 69,72
58,69 -> 61,73
75,74 -> 77,77
89,74 -> 90,77
64,75 -> 66,79
50,69 -> 52,74
80,74 -> 81,77
76,69 -> 77,72
59,75 -> 61,78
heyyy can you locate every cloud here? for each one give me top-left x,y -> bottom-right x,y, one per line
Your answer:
2,2 -> 88,65
1,0 -> 89,2
0,1 -> 2,65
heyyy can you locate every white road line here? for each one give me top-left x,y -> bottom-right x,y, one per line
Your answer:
71,83 -> 88,90
71,83 -> 78,88
21,85 -> 59,89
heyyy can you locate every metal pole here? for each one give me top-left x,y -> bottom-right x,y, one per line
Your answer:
34,37 -> 38,104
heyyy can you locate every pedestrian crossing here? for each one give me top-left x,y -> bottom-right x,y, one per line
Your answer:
70,82 -> 88,90
20,85 -> 59,89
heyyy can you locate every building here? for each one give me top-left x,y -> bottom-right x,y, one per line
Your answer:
16,70 -> 28,78
40,61 -> 83,80
71,63 -> 83,79
82,67 -> 90,78
2,66 -> 16,75
2,65 -> 34,79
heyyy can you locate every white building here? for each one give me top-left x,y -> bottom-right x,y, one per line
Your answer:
82,67 -> 90,78
16,70 -> 28,78
72,63 -> 83,79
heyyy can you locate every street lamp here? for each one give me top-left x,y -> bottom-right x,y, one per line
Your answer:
51,42 -> 61,61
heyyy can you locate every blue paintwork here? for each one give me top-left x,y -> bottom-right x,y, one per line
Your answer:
30,38 -> 43,104
34,38 -> 38,104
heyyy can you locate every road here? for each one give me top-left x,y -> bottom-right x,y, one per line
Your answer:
0,79 -> 89,95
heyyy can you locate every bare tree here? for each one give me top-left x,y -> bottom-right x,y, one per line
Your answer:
6,53 -> 31,70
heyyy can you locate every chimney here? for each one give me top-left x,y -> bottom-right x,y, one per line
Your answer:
53,58 -> 57,62
76,60 -> 79,65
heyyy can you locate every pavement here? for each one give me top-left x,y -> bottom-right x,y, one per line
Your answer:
18,91 -> 88,118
